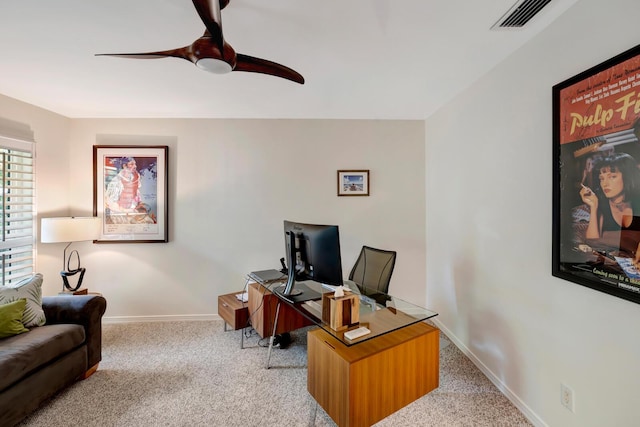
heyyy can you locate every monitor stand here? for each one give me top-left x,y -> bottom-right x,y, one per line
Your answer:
279,230 -> 322,303
274,282 -> 322,304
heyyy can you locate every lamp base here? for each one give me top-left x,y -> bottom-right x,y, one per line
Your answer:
58,288 -> 88,296
60,267 -> 86,292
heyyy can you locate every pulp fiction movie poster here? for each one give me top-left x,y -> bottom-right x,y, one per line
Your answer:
553,44 -> 640,304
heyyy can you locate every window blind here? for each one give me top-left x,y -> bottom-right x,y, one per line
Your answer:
0,133 -> 35,286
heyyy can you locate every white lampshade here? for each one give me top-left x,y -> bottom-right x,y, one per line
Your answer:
41,217 -> 101,243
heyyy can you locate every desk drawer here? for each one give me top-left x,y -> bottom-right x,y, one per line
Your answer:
218,292 -> 249,330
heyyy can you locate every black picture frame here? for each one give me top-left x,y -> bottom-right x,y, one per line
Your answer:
93,145 -> 168,243
337,170 -> 370,196
552,43 -> 640,304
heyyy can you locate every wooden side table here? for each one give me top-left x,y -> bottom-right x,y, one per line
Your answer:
58,288 -> 90,295
218,292 -> 249,332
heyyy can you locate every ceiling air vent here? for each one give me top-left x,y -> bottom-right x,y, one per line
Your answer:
492,0 -> 552,29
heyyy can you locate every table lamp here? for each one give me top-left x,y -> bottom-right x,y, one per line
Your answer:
41,217 -> 101,293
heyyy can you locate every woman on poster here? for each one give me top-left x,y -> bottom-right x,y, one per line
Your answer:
579,152 -> 640,253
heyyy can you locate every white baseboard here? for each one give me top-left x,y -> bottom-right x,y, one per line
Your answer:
103,314 -> 221,324
431,318 -> 547,427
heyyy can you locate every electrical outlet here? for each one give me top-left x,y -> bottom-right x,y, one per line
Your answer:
561,383 -> 574,412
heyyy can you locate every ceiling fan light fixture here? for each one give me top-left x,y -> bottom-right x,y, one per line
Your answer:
196,58 -> 232,74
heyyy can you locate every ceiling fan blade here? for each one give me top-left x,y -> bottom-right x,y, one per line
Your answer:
192,0 -> 224,51
96,47 -> 194,63
235,53 -> 304,84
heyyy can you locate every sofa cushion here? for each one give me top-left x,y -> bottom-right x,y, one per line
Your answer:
0,274 -> 46,327
0,299 -> 29,338
0,323 -> 85,392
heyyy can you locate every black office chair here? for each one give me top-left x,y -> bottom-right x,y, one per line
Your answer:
348,246 -> 397,301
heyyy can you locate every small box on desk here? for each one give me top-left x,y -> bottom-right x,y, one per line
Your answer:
322,291 -> 359,331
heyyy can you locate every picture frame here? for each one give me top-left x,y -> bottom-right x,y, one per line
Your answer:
337,170 -> 370,196
552,43 -> 640,304
93,145 -> 168,243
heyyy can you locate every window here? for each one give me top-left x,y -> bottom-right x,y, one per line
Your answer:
0,128 -> 35,286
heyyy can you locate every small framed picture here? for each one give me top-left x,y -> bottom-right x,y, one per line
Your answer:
337,170 -> 370,196
93,145 -> 168,243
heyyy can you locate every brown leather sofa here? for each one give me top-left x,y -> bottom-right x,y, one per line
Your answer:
0,294 -> 107,427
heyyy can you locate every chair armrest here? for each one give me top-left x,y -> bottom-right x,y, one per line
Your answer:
42,295 -> 107,368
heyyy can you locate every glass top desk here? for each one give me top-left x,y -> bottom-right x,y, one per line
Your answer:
256,278 -> 440,425
262,279 -> 438,366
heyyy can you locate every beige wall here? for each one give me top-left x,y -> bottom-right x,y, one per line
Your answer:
0,100 -> 427,319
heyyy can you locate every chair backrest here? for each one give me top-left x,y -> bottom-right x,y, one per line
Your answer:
348,246 -> 397,294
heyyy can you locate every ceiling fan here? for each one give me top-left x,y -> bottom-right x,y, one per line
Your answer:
96,0 -> 304,84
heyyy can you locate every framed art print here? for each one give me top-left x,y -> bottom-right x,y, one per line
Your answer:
93,145 -> 168,243
552,43 -> 640,304
337,170 -> 370,196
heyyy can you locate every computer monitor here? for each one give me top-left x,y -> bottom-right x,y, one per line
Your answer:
276,220 -> 344,303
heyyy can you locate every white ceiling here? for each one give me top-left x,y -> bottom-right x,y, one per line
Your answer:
0,0 -> 578,119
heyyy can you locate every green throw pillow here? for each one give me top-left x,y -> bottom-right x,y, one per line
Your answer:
0,273 -> 46,327
0,299 -> 29,338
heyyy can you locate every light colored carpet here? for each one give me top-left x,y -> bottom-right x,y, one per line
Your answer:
18,320 -> 532,427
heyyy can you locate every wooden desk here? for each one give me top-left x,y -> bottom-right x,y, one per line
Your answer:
247,282 -> 313,337
307,321 -> 439,427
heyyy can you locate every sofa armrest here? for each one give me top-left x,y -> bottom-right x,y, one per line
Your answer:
42,295 -> 107,369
